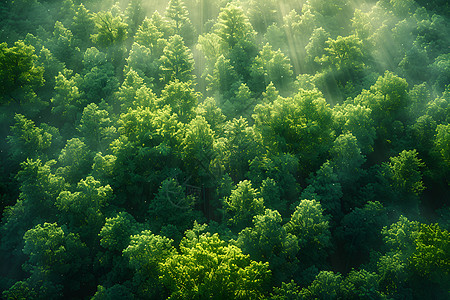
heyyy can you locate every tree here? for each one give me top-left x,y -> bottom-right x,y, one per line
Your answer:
319,34 -> 366,73
180,116 -> 216,182
435,124 -> 450,166
0,40 -> 44,104
55,176 -> 112,243
300,271 -> 343,300
225,180 -> 265,231
385,149 -> 425,196
284,199 -> 331,266
254,89 -> 334,174
123,230 -> 176,299
166,0 -> 196,46
237,209 -> 299,284
159,79 -> 199,123
56,138 -> 92,184
333,102 -> 376,154
78,103 -> 117,152
80,47 -> 119,103
21,222 -> 91,297
51,70 -> 85,123
159,34 -> 195,84
148,178 -> 200,232
159,227 -> 271,299
215,3 -> 255,51
71,4 -> 95,49
7,114 -> 55,163
251,43 -> 293,93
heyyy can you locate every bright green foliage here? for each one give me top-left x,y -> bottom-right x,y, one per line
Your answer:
159,79 -> 199,123
123,230 -> 176,298
195,97 -> 226,133
319,35 -> 366,72
254,89 -> 334,173
237,209 -> 299,283
125,42 -> 156,85
22,222 -> 91,294
91,10 -> 128,48
7,114 -> 54,162
215,3 -> 255,50
0,40 -> 44,104
56,138 -> 92,184
369,71 -> 409,118
300,271 -> 343,300
382,215 -> 420,251
284,199 -> 331,265
225,180 -> 265,230
435,124 -> 450,166
333,103 -> 376,153
305,27 -> 330,71
166,0 -> 196,45
16,159 -> 66,217
160,35 -> 194,84
180,116 -> 216,179
80,48 -> 119,103
340,269 -> 383,299
223,117 -> 262,181
166,0 -> 188,32
99,211 -> 141,252
385,150 -> 425,195
270,280 -> 302,300
410,223 -> 450,281
329,133 -> 366,185
55,176 -> 112,241
78,103 -> 117,152
71,4 -> 95,49
134,17 -> 166,55
51,70 -> 84,122
160,229 -> 271,299
251,43 -> 293,92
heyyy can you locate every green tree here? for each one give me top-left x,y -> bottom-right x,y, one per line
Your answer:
284,199 -> 331,266
56,138 -> 92,184
225,180 -> 265,231
215,3 -> 255,50
55,176 -> 112,246
160,227 -> 271,299
166,0 -> 196,46
21,222 -> 91,297
237,209 -> 299,284
435,124 -> 450,166
0,40 -> 44,104
251,43 -> 293,93
78,103 -> 117,152
159,79 -> 199,123
300,271 -> 343,300
254,89 -> 334,174
123,230 -> 176,299
160,34 -> 195,84
51,70 -> 85,123
385,149 -> 425,196
7,114 -> 55,163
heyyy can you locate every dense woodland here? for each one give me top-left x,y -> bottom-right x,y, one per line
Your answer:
0,0 -> 449,299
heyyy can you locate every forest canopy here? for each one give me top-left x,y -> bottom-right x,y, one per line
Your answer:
0,0 -> 449,299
